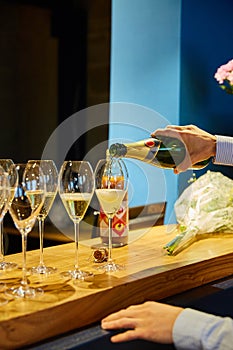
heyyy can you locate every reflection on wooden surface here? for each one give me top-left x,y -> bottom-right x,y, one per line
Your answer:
0,225 -> 233,349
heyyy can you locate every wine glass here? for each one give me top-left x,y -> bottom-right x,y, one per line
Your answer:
0,159 -> 18,271
28,160 -> 58,275
94,157 -> 128,272
5,163 -> 45,298
0,166 -> 12,306
59,161 -> 94,281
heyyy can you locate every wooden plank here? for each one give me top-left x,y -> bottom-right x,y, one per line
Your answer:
0,225 -> 232,349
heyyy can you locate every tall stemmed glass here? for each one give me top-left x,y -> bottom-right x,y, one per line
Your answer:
6,163 -> 45,298
0,159 -> 18,270
28,160 -> 58,275
0,166 -> 11,306
95,157 -> 128,272
59,161 -> 94,281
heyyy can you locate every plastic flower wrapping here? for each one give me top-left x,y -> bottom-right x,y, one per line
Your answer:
164,171 -> 233,255
214,58 -> 233,94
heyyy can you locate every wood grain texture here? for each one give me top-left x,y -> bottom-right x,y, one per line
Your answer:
0,225 -> 232,349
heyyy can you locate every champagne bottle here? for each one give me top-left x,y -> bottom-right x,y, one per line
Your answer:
109,136 -> 211,169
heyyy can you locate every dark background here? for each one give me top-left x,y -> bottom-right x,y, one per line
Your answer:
0,0 -> 111,162
0,0 -> 111,252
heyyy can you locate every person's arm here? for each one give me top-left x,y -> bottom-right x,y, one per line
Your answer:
214,135 -> 233,166
173,308 -> 233,350
101,301 -> 233,350
151,125 -> 217,173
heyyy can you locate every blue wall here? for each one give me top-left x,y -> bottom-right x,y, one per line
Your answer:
109,0 -> 233,223
109,0 -> 181,223
179,0 -> 233,191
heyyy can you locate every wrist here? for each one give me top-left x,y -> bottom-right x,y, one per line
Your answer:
214,135 -> 233,165
210,135 -> 217,157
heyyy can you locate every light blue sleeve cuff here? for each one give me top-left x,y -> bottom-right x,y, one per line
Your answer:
214,135 -> 233,166
173,308 -> 233,350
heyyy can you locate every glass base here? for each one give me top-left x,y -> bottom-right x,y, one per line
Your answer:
5,285 -> 44,299
96,260 -> 125,272
0,261 -> 18,271
60,269 -> 94,281
30,265 -> 57,275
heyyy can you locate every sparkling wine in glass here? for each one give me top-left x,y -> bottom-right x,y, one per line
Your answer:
95,157 -> 128,272
0,159 -> 18,271
28,160 -> 58,275
59,161 -> 94,281
5,163 -> 45,298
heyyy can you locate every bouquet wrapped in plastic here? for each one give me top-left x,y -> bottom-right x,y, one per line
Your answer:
164,171 -> 233,255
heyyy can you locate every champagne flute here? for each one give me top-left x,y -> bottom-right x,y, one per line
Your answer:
59,161 -> 94,281
28,160 -> 58,275
0,159 -> 18,271
94,157 -> 128,272
0,166 -> 11,306
6,163 -> 45,298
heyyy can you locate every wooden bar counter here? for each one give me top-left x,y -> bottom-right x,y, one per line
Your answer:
0,225 -> 233,349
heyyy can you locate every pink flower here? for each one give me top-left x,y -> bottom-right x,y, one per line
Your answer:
228,71 -> 233,85
225,59 -> 233,71
214,59 -> 233,94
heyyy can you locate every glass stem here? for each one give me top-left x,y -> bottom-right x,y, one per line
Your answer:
21,233 -> 28,288
108,216 -> 113,263
38,218 -> 45,266
0,220 -> 4,262
74,221 -> 80,270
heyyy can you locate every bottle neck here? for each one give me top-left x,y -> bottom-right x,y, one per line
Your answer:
109,138 -> 161,162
